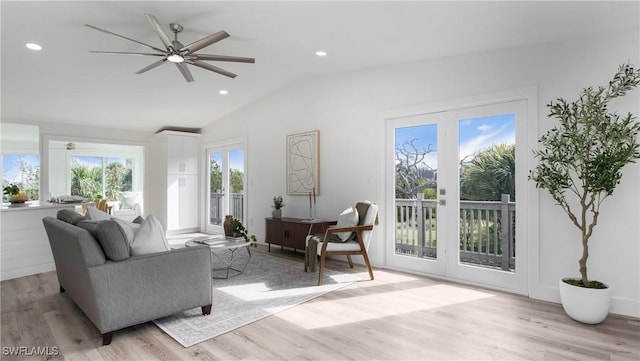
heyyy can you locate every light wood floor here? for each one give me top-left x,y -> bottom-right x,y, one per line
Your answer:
2,246 -> 639,361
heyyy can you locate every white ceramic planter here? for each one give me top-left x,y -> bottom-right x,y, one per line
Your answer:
558,278 -> 611,324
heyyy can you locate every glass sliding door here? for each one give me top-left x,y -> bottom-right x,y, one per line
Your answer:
205,144 -> 246,233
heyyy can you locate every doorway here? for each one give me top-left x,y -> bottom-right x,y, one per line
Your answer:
386,99 -> 529,293
205,143 -> 246,234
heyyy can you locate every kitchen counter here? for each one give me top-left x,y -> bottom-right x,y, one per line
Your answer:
1,201 -> 85,212
1,202 -> 78,280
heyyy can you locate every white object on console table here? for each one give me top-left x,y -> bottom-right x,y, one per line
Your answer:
1,202 -> 75,280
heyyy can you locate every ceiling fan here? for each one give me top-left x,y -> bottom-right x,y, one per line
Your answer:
85,13 -> 255,82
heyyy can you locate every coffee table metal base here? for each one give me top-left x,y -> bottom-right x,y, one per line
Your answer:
185,236 -> 252,279
211,246 -> 251,279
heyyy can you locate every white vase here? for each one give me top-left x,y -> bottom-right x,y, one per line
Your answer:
272,209 -> 282,219
558,278 -> 611,324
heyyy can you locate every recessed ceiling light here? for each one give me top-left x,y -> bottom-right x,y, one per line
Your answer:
219,90 -> 228,95
315,51 -> 327,57
25,43 -> 42,51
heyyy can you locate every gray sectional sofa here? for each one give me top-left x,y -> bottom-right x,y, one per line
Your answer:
43,212 -> 213,345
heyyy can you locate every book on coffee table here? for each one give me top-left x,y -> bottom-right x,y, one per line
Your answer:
192,235 -> 246,245
192,235 -> 225,245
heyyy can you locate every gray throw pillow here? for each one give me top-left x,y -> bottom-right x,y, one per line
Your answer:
77,220 -> 130,261
57,209 -> 86,225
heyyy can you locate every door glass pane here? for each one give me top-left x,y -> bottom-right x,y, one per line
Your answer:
209,152 -> 223,226
394,124 -> 438,259
458,114 -> 516,271
228,149 -> 244,221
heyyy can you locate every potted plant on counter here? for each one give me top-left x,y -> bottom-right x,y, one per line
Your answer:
272,195 -> 284,218
3,183 -> 29,204
529,63 -> 640,324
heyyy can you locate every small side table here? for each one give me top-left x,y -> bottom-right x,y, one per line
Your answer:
186,236 -> 252,279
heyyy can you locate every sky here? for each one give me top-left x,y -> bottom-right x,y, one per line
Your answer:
2,154 -> 39,183
395,113 -> 515,169
210,149 -> 245,172
71,156 -> 128,168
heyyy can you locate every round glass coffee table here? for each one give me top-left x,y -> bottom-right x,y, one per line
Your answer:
186,236 -> 252,279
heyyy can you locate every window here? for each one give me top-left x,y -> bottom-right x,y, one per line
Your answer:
70,156 -> 133,200
47,140 -> 144,204
2,154 -> 40,201
1,123 -> 40,201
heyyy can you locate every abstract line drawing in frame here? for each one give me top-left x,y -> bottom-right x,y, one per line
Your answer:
286,130 -> 320,195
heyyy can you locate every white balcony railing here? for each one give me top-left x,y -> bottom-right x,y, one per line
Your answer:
209,192 -> 516,271
395,194 -> 515,271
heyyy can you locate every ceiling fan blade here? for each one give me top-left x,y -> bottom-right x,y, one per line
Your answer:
189,60 -> 237,78
191,54 -> 255,63
85,24 -> 166,53
175,63 -> 195,82
144,13 -> 174,51
135,59 -> 167,74
180,31 -> 229,54
90,51 -> 166,57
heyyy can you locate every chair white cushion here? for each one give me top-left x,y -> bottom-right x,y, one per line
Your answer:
336,206 -> 359,241
316,239 -> 363,253
119,192 -> 142,210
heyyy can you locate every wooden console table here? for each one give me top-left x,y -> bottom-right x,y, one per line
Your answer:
265,217 -> 336,253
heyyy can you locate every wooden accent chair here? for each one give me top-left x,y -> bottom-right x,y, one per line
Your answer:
305,202 -> 379,285
96,199 -> 109,213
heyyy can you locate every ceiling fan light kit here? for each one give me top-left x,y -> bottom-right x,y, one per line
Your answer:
86,13 -> 255,82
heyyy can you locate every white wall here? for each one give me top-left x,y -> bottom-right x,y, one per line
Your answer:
201,30 -> 640,317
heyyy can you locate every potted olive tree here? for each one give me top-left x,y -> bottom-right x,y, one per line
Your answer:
529,63 -> 640,323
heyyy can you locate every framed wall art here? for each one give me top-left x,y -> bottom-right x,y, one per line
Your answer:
286,130 -> 319,195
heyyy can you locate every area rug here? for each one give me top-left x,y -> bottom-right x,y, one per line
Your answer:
153,251 -> 361,347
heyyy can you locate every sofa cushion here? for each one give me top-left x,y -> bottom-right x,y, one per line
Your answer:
57,209 -> 86,225
111,218 -> 141,244
76,220 -> 131,261
129,215 -> 170,256
86,207 -> 111,221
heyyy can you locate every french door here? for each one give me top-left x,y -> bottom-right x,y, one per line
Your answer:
205,144 -> 246,234
386,99 -> 529,293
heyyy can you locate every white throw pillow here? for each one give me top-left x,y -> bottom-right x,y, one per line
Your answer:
86,206 -> 111,221
336,206 -> 359,241
111,217 -> 141,245
129,215 -> 170,256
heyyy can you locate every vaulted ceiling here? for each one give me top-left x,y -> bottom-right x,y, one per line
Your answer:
2,1 -> 637,132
